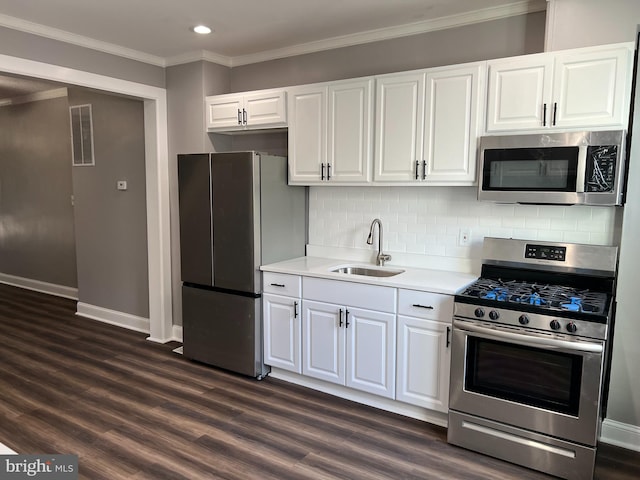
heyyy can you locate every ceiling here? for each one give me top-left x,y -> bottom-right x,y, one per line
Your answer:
0,0 -> 546,66
0,0 -> 546,99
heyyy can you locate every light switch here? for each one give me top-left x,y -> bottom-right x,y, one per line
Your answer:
117,180 -> 128,191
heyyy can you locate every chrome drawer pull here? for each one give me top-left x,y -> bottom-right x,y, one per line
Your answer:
270,283 -> 286,288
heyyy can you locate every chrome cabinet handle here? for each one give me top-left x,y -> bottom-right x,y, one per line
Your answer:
327,163 -> 331,180
345,309 -> 350,328
339,308 -> 344,327
321,163 -> 325,180
552,102 -> 557,126
237,109 -> 242,125
543,103 -> 547,126
422,160 -> 427,180
243,108 -> 247,125
446,326 -> 451,348
294,301 -> 298,319
415,160 -> 419,180
270,283 -> 285,288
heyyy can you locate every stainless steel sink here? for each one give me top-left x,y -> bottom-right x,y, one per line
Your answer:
330,265 -> 404,278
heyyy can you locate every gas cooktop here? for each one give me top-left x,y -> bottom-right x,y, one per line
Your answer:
457,277 -> 609,317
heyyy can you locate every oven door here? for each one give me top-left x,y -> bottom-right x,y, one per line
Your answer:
449,318 -> 604,446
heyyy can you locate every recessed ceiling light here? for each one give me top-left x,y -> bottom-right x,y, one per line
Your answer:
192,25 -> 212,34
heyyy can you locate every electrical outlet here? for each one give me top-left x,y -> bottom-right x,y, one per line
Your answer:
117,180 -> 128,191
458,228 -> 471,246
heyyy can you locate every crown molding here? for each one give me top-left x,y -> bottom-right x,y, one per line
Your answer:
0,0 -> 546,70
0,13 -> 166,67
165,50 -> 233,68
228,0 -> 548,67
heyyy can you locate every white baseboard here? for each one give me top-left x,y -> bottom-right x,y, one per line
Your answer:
269,368 -> 448,428
76,302 -> 150,334
601,418 -> 640,452
0,273 -> 78,299
171,324 -> 183,343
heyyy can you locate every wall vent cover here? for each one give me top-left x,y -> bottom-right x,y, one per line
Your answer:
70,104 -> 95,166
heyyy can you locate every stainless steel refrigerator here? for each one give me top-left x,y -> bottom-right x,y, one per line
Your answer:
177,151 -> 307,379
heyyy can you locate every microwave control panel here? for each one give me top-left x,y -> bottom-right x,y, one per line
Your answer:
585,146 -> 617,192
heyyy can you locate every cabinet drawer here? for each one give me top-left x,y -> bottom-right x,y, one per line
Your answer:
263,272 -> 301,297
303,277 -> 395,313
398,289 -> 453,321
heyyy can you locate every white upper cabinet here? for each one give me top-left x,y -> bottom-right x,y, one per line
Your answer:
206,89 -> 287,132
552,46 -> 631,129
423,64 -> 483,185
486,43 -> 632,132
374,72 -> 425,182
374,64 -> 483,185
287,84 -> 327,183
288,79 -> 373,185
486,55 -> 553,131
327,79 -> 373,184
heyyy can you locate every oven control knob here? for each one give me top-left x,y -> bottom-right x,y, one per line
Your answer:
566,322 -> 577,333
550,320 -> 561,331
474,308 -> 485,318
518,315 -> 529,325
489,310 -> 500,320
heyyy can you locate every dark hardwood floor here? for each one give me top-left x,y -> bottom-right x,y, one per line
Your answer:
0,283 -> 637,479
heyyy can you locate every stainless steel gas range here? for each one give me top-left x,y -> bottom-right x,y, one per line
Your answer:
448,237 -> 618,480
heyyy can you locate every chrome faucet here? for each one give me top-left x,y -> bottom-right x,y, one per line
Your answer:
367,218 -> 392,267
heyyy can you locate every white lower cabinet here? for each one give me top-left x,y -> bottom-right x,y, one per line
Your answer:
301,277 -> 397,399
263,273 -> 302,374
395,289 -> 453,412
263,294 -> 301,373
264,274 -> 455,410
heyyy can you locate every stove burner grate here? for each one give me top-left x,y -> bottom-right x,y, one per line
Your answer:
462,278 -> 607,315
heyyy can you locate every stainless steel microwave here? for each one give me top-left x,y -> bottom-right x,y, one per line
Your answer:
478,130 -> 626,205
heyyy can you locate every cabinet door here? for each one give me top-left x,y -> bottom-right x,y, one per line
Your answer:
374,72 -> 425,182
243,90 -> 287,128
206,94 -> 244,130
302,300 -> 345,385
327,79 -> 373,183
288,85 -> 327,184
263,294 -> 301,373
423,64 -> 483,185
396,316 -> 451,412
552,47 -> 631,129
345,307 -> 396,399
486,56 -> 553,132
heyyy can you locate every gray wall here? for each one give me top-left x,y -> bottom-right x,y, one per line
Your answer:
68,89 -> 149,318
0,26 -> 165,88
546,0 -> 640,50
0,94 -> 77,287
230,13 -> 546,91
166,60 -> 233,326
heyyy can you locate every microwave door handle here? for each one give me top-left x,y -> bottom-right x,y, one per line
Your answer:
576,145 -> 588,193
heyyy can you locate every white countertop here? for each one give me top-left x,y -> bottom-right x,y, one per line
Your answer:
261,256 -> 478,295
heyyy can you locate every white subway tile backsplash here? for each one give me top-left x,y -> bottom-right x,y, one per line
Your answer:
308,186 -> 617,265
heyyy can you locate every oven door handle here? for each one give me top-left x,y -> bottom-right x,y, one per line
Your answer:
453,319 -> 603,354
